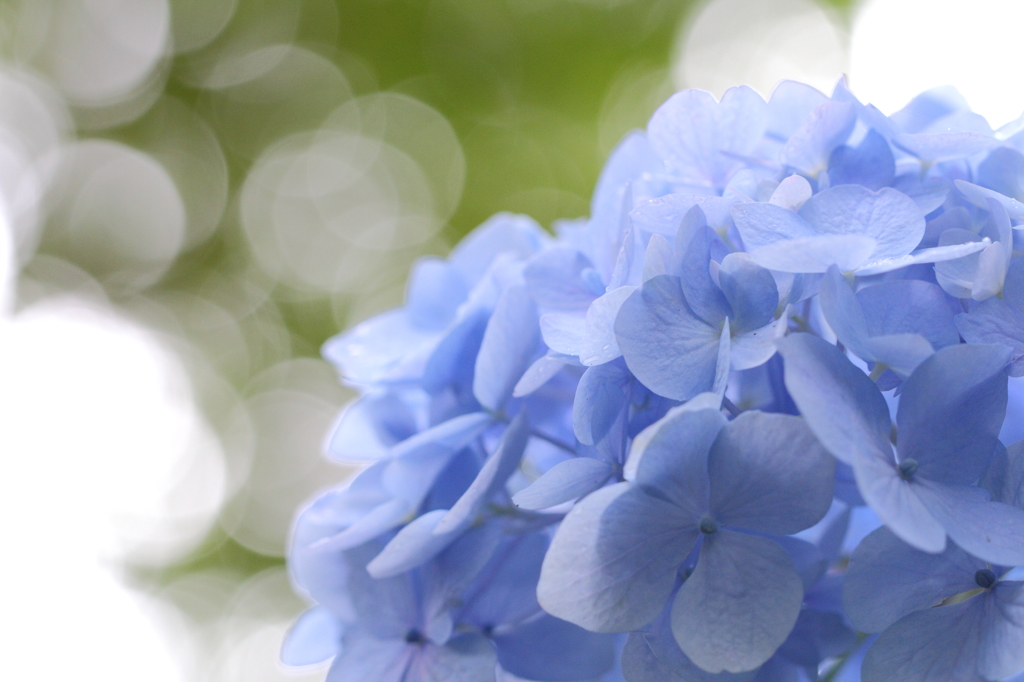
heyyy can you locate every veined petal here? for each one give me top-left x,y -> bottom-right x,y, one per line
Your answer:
537,482 -> 700,633
916,480 -> 1024,567
672,532 -> 803,673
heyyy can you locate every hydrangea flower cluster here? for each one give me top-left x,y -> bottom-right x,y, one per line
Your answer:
284,79 -> 1024,682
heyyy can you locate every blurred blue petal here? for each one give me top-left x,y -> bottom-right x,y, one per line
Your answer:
512,457 -> 613,510
780,101 -> 855,176
282,606 -> 343,667
494,614 -> 616,682
474,284 -> 542,412
828,129 -> 895,190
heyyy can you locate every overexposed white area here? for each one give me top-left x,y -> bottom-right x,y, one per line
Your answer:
674,0 -> 848,99
0,205 -> 225,679
851,0 -> 1024,128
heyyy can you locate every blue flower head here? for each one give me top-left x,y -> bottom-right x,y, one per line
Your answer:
287,78 -> 1024,682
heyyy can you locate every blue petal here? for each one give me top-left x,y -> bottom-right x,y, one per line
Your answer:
798,185 -> 925,263
631,194 -> 736,237
405,634 -> 497,682
766,80 -> 828,141
573,361 -> 631,446
513,354 -> 571,397
982,440 -> 1024,507
494,614 -> 616,682
282,606 -> 343,667
860,597 -> 984,682
327,633 -> 411,682
955,180 -> 1024,219
463,533 -> 548,628
323,309 -> 440,386
894,130 -> 998,163
707,411 -> 835,535
580,285 -> 636,366
916,480 -> 1024,566
625,398 -> 726,515
422,308 -> 488,395
897,343 -> 1010,485
890,85 -> 971,134
672,532 -> 804,673
474,284 -> 542,412
978,581 -> 1024,680
511,457 -> 613,510
537,482 -> 700,632
449,212 -> 547,287
976,146 -> 1024,201
857,279 -> 960,350
843,526 -> 984,633
540,312 -> 587,357
749,233 -> 878,274
732,202 -> 817,253
406,257 -> 469,330
851,454 -> 947,553
434,412 -> 531,534
780,101 -> 855,176
326,394 -> 411,462
818,265 -> 873,359
717,253 -> 778,334
828,129 -> 895,190
679,226 -> 731,327
647,86 -> 768,189
616,275 -> 722,401
366,510 -> 459,578
524,247 -> 598,312
776,333 -> 892,465
767,174 -> 812,211
956,258 -> 1024,376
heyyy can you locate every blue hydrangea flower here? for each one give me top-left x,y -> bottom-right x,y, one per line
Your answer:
287,77 -> 1024,682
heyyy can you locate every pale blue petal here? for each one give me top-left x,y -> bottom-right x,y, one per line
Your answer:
860,598 -> 985,682
573,361 -> 631,446
828,129 -> 895,190
367,510 -> 459,578
423,309 -> 488,394
976,146 -> 1024,201
978,581 -> 1024,680
435,412 -> 531,534
818,265 -> 873,359
475,285 -> 542,411
956,258 -> 1024,375
625,400 -> 726,514
494,614 -> 616,682
897,343 -> 1010,485
713,321 -> 730,397
798,185 -> 925,263
580,286 -> 636,366
537,483 -> 700,632
672,532 -> 804,674
384,412 -> 494,500
718,253 -> 778,334
412,634 -> 498,682
406,257 -> 470,330
857,279 -> 960,350
707,411 -> 835,535
894,131 -> 998,163
780,101 -> 855,175
766,80 -> 828,141
323,309 -> 439,385
843,526 -> 983,633
449,212 -> 548,286
309,497 -> 415,554
750,233 -> 878,274
955,180 -> 1024,219
282,606 -> 343,666
622,606 -> 756,682
767,174 -> 812,211
615,275 -> 722,401
981,440 -> 1024,507
916,480 -> 1024,566
326,397 -> 399,462
342,541 -> 421,637
524,247 -> 598,312
513,354 -> 570,397
732,202 -> 817,252
648,86 -> 768,188
854,240 -> 990,276
463,533 -> 548,628
851,454 -> 947,553
327,633 -> 411,682
860,334 -> 934,377
729,316 -> 787,371
643,233 -> 675,282
776,333 -> 892,465
890,85 -> 972,134
511,457 -> 613,510
679,227 -> 731,326
631,194 -> 736,236
540,312 -> 586,357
